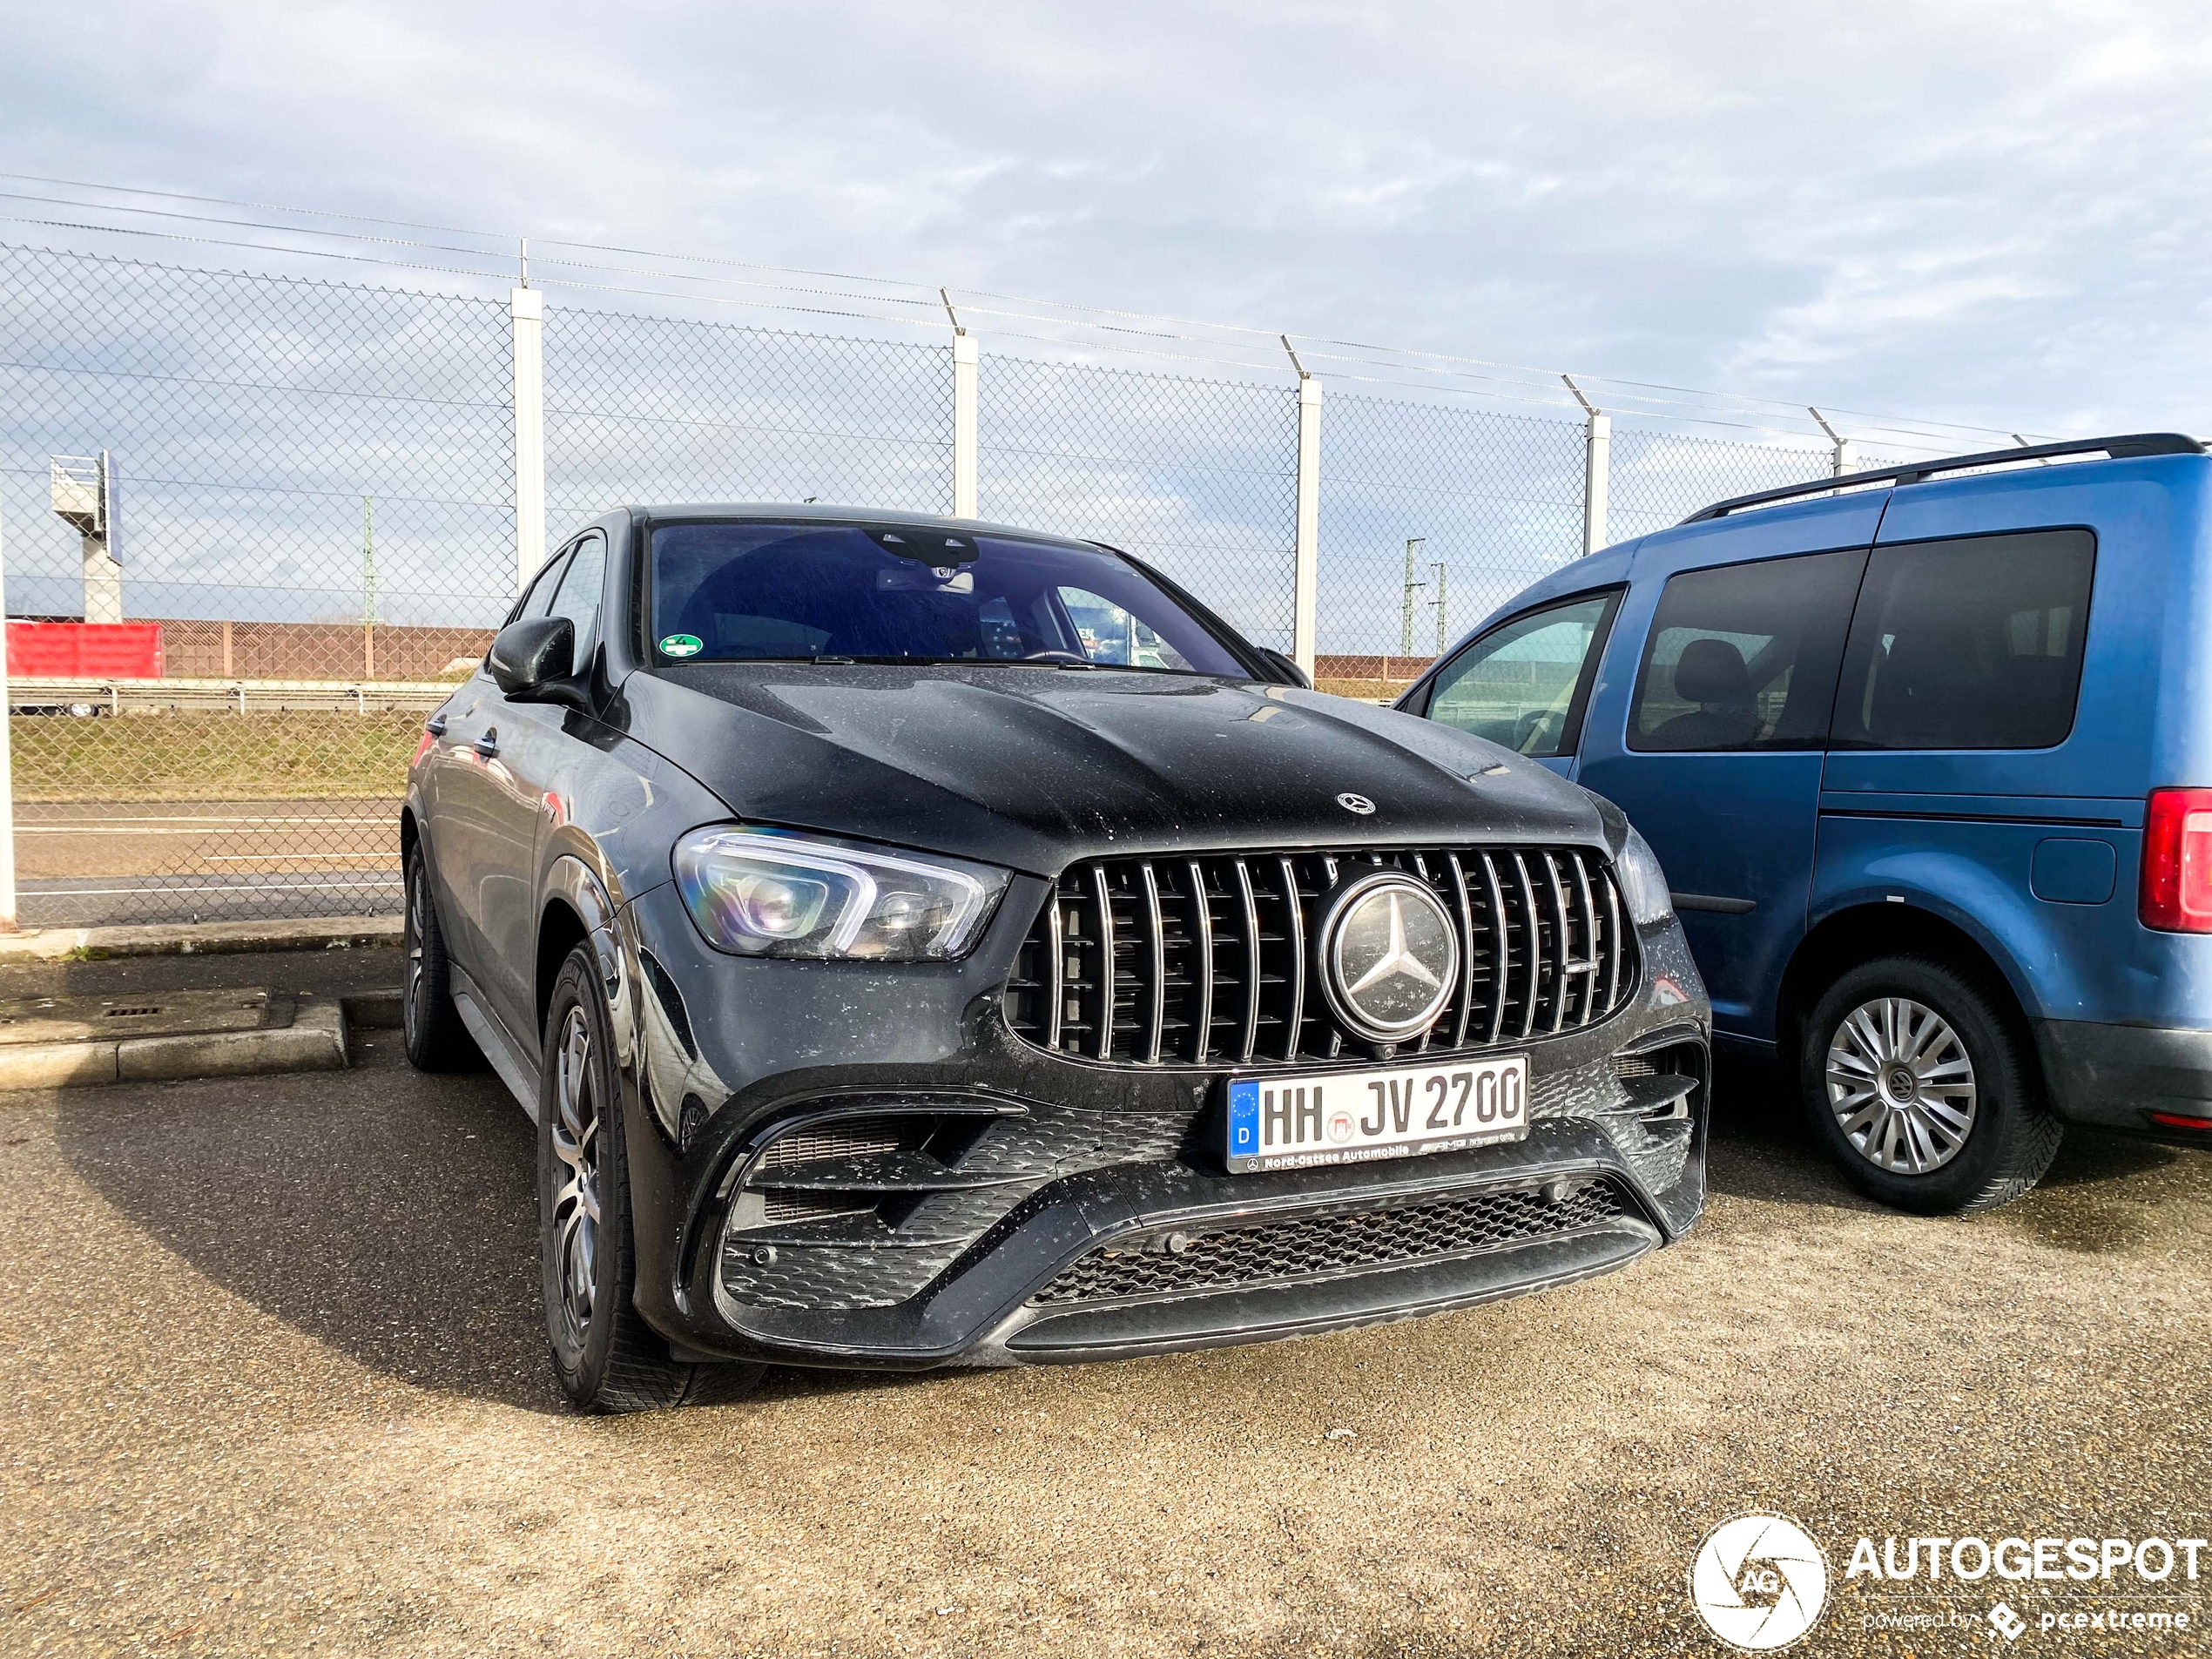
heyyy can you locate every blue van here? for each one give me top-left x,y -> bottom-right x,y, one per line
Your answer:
1398,433 -> 2212,1214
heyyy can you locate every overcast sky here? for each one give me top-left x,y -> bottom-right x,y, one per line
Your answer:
3,0 -> 2208,443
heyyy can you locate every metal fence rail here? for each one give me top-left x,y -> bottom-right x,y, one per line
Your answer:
0,235 -> 1968,931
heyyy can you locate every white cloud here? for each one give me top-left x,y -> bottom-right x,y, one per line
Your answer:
3,0 -> 2210,435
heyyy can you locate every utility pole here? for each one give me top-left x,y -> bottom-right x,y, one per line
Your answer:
1400,537 -> 1427,658
361,496 -> 378,679
1432,563 -> 1447,655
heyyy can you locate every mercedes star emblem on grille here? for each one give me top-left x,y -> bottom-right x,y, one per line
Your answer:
1336,792 -> 1376,815
1318,871 -> 1460,1042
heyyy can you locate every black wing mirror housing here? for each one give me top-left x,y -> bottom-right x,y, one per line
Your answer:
489,616 -> 590,710
1257,647 -> 1312,689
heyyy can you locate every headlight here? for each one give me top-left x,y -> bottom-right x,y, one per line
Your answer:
672,826 -> 1010,961
1615,826 -> 1675,926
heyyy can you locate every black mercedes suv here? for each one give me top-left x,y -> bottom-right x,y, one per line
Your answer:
401,506 -> 1711,1411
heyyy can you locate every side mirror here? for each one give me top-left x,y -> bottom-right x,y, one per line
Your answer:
489,616 -> 587,708
1257,647 -> 1312,689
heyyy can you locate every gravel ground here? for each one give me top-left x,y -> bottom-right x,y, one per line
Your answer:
3,1031 -> 2208,1657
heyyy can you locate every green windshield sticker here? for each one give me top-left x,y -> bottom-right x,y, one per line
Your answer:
658,633 -> 704,658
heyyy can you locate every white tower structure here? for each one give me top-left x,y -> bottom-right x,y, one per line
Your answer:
51,452 -> 122,624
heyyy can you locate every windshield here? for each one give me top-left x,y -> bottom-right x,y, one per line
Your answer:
648,521 -> 1251,676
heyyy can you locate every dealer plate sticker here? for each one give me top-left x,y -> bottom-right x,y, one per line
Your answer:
1225,1055 -> 1530,1174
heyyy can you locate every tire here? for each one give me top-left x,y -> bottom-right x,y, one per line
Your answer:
1798,954 -> 2064,1215
401,839 -> 479,1071
539,946 -> 765,1413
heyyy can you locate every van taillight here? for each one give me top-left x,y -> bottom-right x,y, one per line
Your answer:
2139,788 -> 2212,932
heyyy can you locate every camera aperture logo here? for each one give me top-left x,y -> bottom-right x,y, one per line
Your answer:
1690,1514 -> 1830,1651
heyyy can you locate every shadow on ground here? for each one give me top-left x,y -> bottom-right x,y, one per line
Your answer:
1702,1049 -> 2204,1253
51,1046 -> 570,1412
47,1043 -> 955,1415
48,1035 -> 2209,1414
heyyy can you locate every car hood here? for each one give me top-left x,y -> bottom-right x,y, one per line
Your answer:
620,664 -> 1612,876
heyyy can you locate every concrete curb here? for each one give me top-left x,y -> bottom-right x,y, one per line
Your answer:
342,988 -> 405,1030
0,915 -> 401,964
0,998 -> 349,1090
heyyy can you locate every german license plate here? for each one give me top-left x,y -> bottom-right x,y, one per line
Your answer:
1224,1055 -> 1530,1173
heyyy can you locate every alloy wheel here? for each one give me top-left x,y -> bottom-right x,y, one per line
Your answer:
1824,996 -> 1978,1174
549,1005 -> 603,1351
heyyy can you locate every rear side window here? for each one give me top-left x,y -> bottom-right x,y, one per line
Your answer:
1627,549 -> 1865,752
1831,529 -> 2094,751
1423,590 -> 1619,758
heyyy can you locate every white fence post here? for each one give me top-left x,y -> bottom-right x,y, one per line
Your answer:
1811,407 -> 1853,477
0,510 -> 17,932
1291,359 -> 1323,681
952,332 -> 980,518
510,285 -> 547,590
1564,376 -> 1608,555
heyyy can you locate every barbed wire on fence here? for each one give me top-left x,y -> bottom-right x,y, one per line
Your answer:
0,172 -> 2048,453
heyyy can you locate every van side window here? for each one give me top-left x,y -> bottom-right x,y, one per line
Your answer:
1627,549 -> 1865,752
1830,529 -> 2094,752
1424,590 -> 1619,758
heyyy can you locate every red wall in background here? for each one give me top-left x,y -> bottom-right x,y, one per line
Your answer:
6,622 -> 164,678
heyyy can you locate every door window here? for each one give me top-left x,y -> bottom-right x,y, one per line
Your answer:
544,533 -> 608,675
1627,549 -> 1865,752
1424,592 -> 1619,757
1829,529 -> 2094,751
510,550 -> 571,624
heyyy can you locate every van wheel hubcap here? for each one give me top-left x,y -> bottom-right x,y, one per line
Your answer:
1825,996 -> 1978,1174
549,1006 -> 602,1349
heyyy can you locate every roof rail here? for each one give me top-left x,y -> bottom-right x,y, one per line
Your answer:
1677,432 -> 2207,525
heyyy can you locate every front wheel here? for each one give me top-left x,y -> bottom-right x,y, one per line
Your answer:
539,946 -> 765,1413
1798,954 -> 2063,1215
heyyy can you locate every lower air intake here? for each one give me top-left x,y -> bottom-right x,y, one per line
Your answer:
1029,1177 -> 1630,1305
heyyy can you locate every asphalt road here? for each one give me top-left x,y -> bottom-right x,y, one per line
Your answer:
3,1004 -> 2209,1657
11,799 -> 401,927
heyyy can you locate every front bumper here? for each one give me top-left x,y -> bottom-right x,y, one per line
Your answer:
608,878 -> 1711,1370
2035,1017 -> 2212,1142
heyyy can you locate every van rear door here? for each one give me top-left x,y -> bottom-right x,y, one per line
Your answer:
1813,469 -> 2153,1029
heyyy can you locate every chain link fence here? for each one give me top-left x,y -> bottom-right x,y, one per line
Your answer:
1317,395 -> 1589,698
546,307 -> 954,536
0,237 -> 1957,930
1608,428 -> 1839,541
0,244 -> 514,927
978,357 -> 1298,653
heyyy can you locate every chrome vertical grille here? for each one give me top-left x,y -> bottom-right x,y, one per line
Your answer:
1001,846 -> 1637,1067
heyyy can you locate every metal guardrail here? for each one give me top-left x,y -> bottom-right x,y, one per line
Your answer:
4,677 -> 459,714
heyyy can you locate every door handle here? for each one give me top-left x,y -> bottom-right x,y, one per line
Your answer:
473,729 -> 499,758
